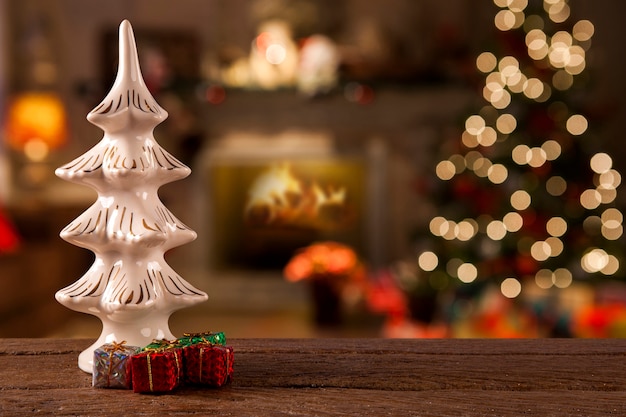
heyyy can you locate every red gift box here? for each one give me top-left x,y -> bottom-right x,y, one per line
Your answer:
130,347 -> 182,393
183,343 -> 234,387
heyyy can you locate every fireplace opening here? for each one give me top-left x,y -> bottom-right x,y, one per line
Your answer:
207,157 -> 367,271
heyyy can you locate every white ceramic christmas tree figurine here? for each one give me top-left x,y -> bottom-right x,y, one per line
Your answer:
55,19 -> 208,373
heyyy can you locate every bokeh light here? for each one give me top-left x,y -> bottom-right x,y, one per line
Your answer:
501,277 -> 522,298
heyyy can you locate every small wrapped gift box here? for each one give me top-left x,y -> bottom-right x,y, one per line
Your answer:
183,343 -> 234,387
92,341 -> 140,389
130,341 -> 183,394
176,331 -> 226,347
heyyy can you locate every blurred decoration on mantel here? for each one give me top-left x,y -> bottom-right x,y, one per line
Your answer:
201,0 -> 474,99
4,91 -> 68,190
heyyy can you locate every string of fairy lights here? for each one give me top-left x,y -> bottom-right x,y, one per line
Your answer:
417,0 -> 623,298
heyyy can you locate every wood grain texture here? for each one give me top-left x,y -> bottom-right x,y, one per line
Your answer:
1,338 -> 625,416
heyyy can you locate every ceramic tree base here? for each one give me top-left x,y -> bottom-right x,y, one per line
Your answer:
55,19 -> 207,373
77,311 -> 175,373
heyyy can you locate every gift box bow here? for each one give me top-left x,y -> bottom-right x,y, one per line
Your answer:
176,331 -> 226,347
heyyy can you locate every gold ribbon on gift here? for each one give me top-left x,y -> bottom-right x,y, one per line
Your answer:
197,346 -> 230,384
199,346 -> 204,383
142,342 -> 181,392
103,340 -> 128,353
146,353 -> 154,392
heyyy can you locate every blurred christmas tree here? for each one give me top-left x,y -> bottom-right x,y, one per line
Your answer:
410,0 -> 624,336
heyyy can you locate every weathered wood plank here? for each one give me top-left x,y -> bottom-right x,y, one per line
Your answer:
2,388 -> 626,417
1,338 -> 625,417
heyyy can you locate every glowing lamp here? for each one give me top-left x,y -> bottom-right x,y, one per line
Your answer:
5,92 -> 68,161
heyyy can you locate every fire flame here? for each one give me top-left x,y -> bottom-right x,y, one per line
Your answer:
245,163 -> 348,229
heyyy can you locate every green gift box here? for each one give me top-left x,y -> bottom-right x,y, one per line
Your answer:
175,331 -> 226,347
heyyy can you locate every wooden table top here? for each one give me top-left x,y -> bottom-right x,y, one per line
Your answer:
1,338 -> 625,416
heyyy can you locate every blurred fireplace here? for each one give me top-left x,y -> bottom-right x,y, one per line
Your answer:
200,131 -> 384,273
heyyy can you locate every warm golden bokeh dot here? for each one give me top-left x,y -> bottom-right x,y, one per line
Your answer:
527,147 -> 548,168
436,160 -> 456,181
442,220 -> 458,240
535,269 -> 553,289
499,55 -> 519,71
545,237 -> 564,257
430,216 -> 447,236
503,212 -> 523,232
566,114 -> 588,135
457,263 -> 478,283
508,72 -> 527,93
496,114 -> 517,134
477,127 -> 498,147
547,1 -> 570,23
495,9 -> 517,31
573,19 -> 594,42
580,189 -> 602,210
541,140 -> 561,160
546,176 -> 567,196
552,31 -> 573,48
462,131 -> 479,148
476,51 -> 498,73
531,240 -> 551,261
512,144 -> 531,165
553,268 -> 573,289
492,89 -> 512,109
501,277 -> 522,298
466,115 -> 486,135
526,29 -> 546,47
511,190 -> 531,210
456,220 -> 478,241
473,157 -> 492,178
598,169 -> 621,189
418,251 -> 439,271
602,224 -> 623,241
487,220 -> 507,240
601,208 -> 623,225
523,78 -> 544,99
546,217 -> 567,237
528,36 -> 549,61
597,186 -> 617,205
488,164 -> 508,184
590,153 -> 612,174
